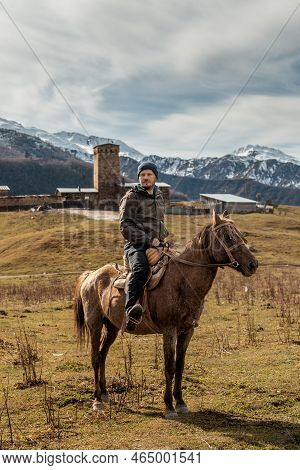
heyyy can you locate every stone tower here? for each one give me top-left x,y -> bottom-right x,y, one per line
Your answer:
93,143 -> 120,206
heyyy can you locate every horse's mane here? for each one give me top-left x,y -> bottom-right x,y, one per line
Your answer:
180,215 -> 236,256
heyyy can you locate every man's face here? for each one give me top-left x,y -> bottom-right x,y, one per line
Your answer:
139,169 -> 156,188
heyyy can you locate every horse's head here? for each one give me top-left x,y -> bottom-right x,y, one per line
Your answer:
206,210 -> 258,277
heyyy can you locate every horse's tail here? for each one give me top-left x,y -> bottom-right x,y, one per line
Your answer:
74,271 -> 91,348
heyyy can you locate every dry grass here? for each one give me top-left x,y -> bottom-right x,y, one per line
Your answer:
0,207 -> 299,450
0,205 -> 299,275
0,210 -> 123,275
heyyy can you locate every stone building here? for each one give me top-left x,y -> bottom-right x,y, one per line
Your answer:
56,144 -> 121,209
56,143 -> 170,209
94,143 -> 171,206
94,143 -> 121,206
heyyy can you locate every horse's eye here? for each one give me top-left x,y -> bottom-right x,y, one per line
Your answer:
224,234 -> 231,243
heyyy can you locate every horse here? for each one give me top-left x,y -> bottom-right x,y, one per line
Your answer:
74,210 -> 258,419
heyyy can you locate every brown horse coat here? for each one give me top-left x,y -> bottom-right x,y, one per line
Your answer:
74,211 -> 258,418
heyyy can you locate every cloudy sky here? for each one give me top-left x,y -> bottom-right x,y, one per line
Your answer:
0,0 -> 300,158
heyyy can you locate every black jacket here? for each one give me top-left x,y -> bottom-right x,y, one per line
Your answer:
119,184 -> 169,249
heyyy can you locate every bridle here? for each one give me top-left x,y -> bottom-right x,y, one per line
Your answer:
210,221 -> 246,268
163,220 -> 246,269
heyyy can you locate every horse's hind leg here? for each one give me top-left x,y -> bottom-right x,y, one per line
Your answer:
86,315 -> 103,410
173,328 -> 194,414
99,319 -> 119,402
163,327 -> 177,419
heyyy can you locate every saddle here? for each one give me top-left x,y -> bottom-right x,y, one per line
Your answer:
106,247 -> 178,334
113,247 -> 171,293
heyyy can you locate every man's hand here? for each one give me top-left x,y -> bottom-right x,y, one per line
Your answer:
151,237 -> 160,247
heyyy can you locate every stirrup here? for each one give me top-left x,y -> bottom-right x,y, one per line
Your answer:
125,304 -> 144,332
127,315 -> 142,326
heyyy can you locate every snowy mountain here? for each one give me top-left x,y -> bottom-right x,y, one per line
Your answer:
0,117 -> 145,162
0,128 -> 72,161
233,144 -> 300,166
138,145 -> 300,189
1,117 -> 299,189
120,156 -> 300,205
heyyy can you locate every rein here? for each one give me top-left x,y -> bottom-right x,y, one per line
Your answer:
163,250 -> 238,268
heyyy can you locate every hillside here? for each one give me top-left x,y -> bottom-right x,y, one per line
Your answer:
0,128 -> 93,195
0,158 -> 93,195
1,117 -> 300,187
0,128 -> 71,161
0,208 -> 299,450
0,206 -> 299,275
1,125 -> 300,204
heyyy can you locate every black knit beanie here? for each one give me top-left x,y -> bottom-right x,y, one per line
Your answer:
137,161 -> 158,179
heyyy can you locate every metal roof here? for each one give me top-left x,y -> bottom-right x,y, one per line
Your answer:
56,188 -> 98,193
0,186 -> 10,191
200,193 -> 257,203
123,182 -> 171,187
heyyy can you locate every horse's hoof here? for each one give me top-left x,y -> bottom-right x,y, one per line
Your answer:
101,392 -> 110,403
176,404 -> 189,414
92,400 -> 104,411
164,410 -> 178,420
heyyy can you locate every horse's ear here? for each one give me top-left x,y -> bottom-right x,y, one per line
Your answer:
212,209 -> 222,226
222,210 -> 230,219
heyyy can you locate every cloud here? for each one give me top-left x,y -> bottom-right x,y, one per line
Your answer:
0,0 -> 299,158
141,94 -> 300,158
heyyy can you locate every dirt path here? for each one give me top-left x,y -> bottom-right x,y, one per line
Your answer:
66,209 -> 119,221
0,271 -> 84,279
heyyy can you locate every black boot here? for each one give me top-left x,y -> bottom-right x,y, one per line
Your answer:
125,304 -> 144,332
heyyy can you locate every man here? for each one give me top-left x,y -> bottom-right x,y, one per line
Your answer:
119,162 -> 169,332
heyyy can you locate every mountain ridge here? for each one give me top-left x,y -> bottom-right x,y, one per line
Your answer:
1,117 -> 300,203
1,117 -> 299,189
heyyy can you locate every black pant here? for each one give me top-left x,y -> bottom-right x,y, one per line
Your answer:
124,245 -> 150,312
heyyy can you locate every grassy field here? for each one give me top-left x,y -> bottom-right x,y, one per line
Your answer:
0,207 -> 299,450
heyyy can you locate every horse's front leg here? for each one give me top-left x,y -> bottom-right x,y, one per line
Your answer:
99,320 -> 119,402
173,328 -> 194,414
163,327 -> 177,419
